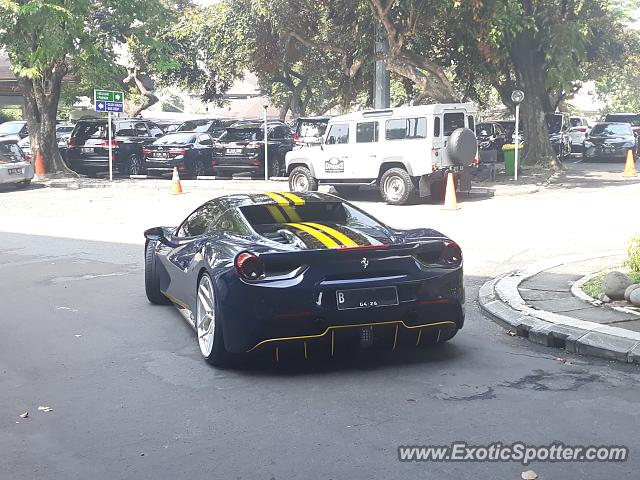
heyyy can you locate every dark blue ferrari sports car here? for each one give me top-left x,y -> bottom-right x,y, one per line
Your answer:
144,192 -> 464,366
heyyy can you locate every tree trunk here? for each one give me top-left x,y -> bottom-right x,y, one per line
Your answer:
18,67 -> 75,175
508,30 -> 559,168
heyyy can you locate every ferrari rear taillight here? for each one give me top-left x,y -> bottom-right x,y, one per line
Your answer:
235,252 -> 265,280
441,240 -> 462,266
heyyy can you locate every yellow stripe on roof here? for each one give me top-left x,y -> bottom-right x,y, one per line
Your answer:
279,192 -> 305,205
266,205 -> 287,223
264,192 -> 291,205
287,223 -> 340,248
303,222 -> 359,247
282,206 -> 302,222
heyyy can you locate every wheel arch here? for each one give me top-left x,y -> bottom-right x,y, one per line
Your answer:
378,161 -> 413,180
287,160 -> 316,177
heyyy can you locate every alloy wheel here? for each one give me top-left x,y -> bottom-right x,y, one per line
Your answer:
196,275 -> 216,357
290,171 -> 309,192
383,175 -> 405,202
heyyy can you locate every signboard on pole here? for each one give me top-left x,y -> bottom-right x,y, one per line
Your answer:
94,90 -> 125,181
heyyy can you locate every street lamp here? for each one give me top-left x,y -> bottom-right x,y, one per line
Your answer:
511,90 -> 525,181
262,96 -> 269,181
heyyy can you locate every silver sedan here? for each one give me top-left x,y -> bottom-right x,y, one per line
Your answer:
0,135 -> 34,188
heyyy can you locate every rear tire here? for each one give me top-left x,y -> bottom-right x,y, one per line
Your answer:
289,166 -> 318,192
379,167 -> 414,205
196,273 -> 232,366
144,240 -> 171,305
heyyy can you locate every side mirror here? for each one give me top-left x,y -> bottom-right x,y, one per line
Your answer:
144,226 -> 178,247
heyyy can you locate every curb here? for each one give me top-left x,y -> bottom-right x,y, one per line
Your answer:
478,251 -> 640,364
473,168 -> 562,197
38,177 -> 290,190
571,270 -> 640,318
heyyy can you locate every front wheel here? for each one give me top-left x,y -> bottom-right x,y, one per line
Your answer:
267,155 -> 284,177
288,166 -> 318,192
379,167 -> 414,205
196,273 -> 231,366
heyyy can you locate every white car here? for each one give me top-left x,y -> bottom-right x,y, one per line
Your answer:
0,135 -> 34,188
285,103 -> 478,205
569,116 -> 589,153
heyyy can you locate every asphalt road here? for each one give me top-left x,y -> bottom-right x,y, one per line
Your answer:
2,161 -> 640,479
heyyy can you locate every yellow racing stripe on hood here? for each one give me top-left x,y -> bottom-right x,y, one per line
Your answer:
287,223 -> 340,248
303,222 -> 359,247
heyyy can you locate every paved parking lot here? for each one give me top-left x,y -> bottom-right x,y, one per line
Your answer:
2,160 -> 640,479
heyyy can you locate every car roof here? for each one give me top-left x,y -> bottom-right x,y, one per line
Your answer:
332,103 -> 477,123
0,135 -> 21,143
208,192 -> 340,210
297,116 -> 332,121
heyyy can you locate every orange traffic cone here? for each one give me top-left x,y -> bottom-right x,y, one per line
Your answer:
34,150 -> 45,178
442,172 -> 460,210
170,167 -> 183,194
623,149 -> 637,177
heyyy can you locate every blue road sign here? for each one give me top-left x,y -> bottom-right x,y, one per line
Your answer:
96,101 -> 124,113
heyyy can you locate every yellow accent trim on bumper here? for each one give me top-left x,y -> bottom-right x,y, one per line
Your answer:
303,222 -> 358,247
265,192 -> 292,205
287,222 -> 340,248
279,192 -> 305,205
161,290 -> 190,310
247,320 -> 457,352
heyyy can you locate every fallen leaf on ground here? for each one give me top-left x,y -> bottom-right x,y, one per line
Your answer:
507,330 -> 517,337
37,406 -> 53,412
522,469 -> 538,480
555,357 -> 567,363
19,412 -> 28,418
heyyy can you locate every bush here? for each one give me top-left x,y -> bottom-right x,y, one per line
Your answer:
626,236 -> 640,273
0,107 -> 23,123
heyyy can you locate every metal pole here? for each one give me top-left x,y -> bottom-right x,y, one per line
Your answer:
514,104 -> 520,181
108,111 -> 113,182
263,106 -> 269,180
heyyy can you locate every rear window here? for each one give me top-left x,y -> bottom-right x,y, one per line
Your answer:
385,118 -> 426,140
178,120 -> 219,133
590,123 -> 632,136
297,120 -> 328,138
0,122 -> 25,135
219,128 -> 261,142
72,122 -> 109,141
605,114 -> 640,127
545,114 -> 563,133
443,113 -> 465,136
0,142 -> 25,163
569,118 -> 584,127
153,133 -> 197,145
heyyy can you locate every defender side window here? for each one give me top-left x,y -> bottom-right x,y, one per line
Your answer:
434,117 -> 441,137
325,124 -> 349,145
385,118 -> 426,140
356,122 -> 378,143
467,115 -> 475,131
443,113 -> 465,136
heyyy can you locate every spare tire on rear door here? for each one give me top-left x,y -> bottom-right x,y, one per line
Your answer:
446,128 -> 477,166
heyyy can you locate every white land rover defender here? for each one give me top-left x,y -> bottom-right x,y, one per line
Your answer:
285,103 -> 478,205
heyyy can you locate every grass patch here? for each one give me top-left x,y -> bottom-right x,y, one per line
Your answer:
582,269 -> 640,298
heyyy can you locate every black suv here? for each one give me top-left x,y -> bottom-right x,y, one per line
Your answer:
66,118 -> 164,175
212,121 -> 293,177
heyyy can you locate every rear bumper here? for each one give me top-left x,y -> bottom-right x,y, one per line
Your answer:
583,147 -> 630,161
217,267 -> 464,353
0,163 -> 34,184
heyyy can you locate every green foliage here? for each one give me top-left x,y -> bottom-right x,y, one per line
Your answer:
0,107 -> 22,122
626,236 -> 640,273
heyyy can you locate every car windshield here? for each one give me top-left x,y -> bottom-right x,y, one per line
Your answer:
589,124 -> 632,136
476,124 -> 492,136
569,118 -> 583,127
605,115 -> 640,127
178,120 -> 216,133
219,128 -> 262,142
545,114 -> 563,133
0,142 -> 25,163
153,133 -> 196,145
0,122 -> 24,135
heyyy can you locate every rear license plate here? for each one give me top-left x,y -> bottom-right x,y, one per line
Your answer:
81,147 -> 94,154
227,148 -> 242,154
336,286 -> 399,310
450,166 -> 464,172
154,152 -> 168,158
8,167 -> 23,175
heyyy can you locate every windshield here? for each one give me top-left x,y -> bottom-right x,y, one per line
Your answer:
590,123 -> 632,136
476,124 -> 493,136
219,128 -> 262,142
545,114 -> 563,133
0,142 -> 25,163
605,114 -> 640,127
0,122 -> 25,135
178,120 -> 217,133
153,133 -> 196,145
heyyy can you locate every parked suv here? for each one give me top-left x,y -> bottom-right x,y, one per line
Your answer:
568,116 -> 589,153
212,121 -> 293,177
143,131 -> 215,178
475,122 -> 507,162
66,118 -> 164,175
285,103 -> 478,205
